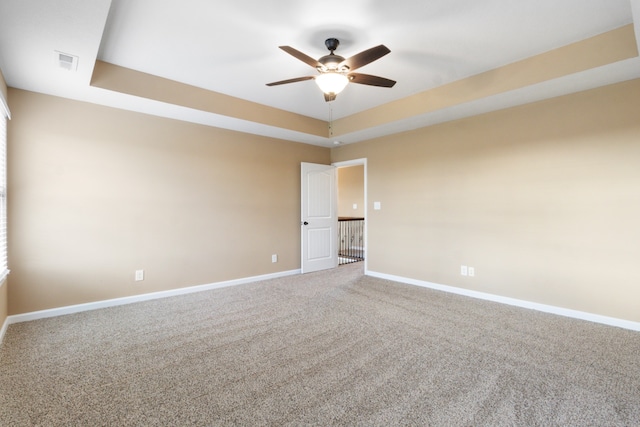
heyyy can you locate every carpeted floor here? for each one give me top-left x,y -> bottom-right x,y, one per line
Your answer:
1,263 -> 639,426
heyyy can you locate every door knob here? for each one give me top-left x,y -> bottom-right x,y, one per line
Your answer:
302,221 -> 309,225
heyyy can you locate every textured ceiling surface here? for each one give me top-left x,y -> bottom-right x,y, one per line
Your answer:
0,0 -> 639,146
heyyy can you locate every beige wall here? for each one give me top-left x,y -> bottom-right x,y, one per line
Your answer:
7,89 -> 329,315
6,78 -> 640,324
337,165 -> 364,217
332,78 -> 640,323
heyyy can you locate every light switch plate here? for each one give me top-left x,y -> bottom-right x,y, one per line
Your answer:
374,201 -> 381,210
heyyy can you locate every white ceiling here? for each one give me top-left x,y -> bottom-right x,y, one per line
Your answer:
1,0 -> 639,147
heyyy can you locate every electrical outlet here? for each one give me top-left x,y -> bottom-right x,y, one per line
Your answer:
135,269 -> 144,281
468,267 -> 475,277
460,265 -> 468,276
271,254 -> 278,263
353,203 -> 358,210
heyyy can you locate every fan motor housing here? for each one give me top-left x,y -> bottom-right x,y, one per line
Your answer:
318,54 -> 347,71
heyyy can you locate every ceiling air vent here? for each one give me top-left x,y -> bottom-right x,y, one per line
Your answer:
55,51 -> 78,71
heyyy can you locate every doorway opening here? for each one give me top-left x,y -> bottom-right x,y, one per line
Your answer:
335,159 -> 366,267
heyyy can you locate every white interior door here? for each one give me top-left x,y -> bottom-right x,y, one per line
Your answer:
301,162 -> 338,273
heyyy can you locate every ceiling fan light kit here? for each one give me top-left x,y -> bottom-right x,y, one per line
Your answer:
315,72 -> 349,95
266,37 -> 395,102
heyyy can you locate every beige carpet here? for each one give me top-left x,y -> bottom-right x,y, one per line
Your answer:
1,263 -> 639,426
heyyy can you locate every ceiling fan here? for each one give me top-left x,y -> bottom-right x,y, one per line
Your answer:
266,38 -> 396,102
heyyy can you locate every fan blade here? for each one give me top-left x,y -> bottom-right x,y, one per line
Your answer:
348,73 -> 396,88
339,45 -> 390,71
324,93 -> 337,102
279,46 -> 322,69
266,76 -> 315,86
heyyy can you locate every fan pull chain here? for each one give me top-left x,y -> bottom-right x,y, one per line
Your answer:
329,104 -> 333,137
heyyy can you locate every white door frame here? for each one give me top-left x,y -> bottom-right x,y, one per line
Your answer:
333,158 -> 368,273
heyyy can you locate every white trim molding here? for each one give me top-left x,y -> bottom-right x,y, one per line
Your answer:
0,91 -> 10,120
0,317 -> 8,344
366,270 -> 640,332
632,0 -> 640,52
5,269 -> 300,327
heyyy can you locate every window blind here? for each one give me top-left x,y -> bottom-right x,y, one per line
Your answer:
0,100 -> 8,282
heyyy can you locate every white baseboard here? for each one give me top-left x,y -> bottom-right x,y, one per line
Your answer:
5,269 -> 301,327
366,270 -> 640,332
0,316 -> 8,344
4,267 -> 637,345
